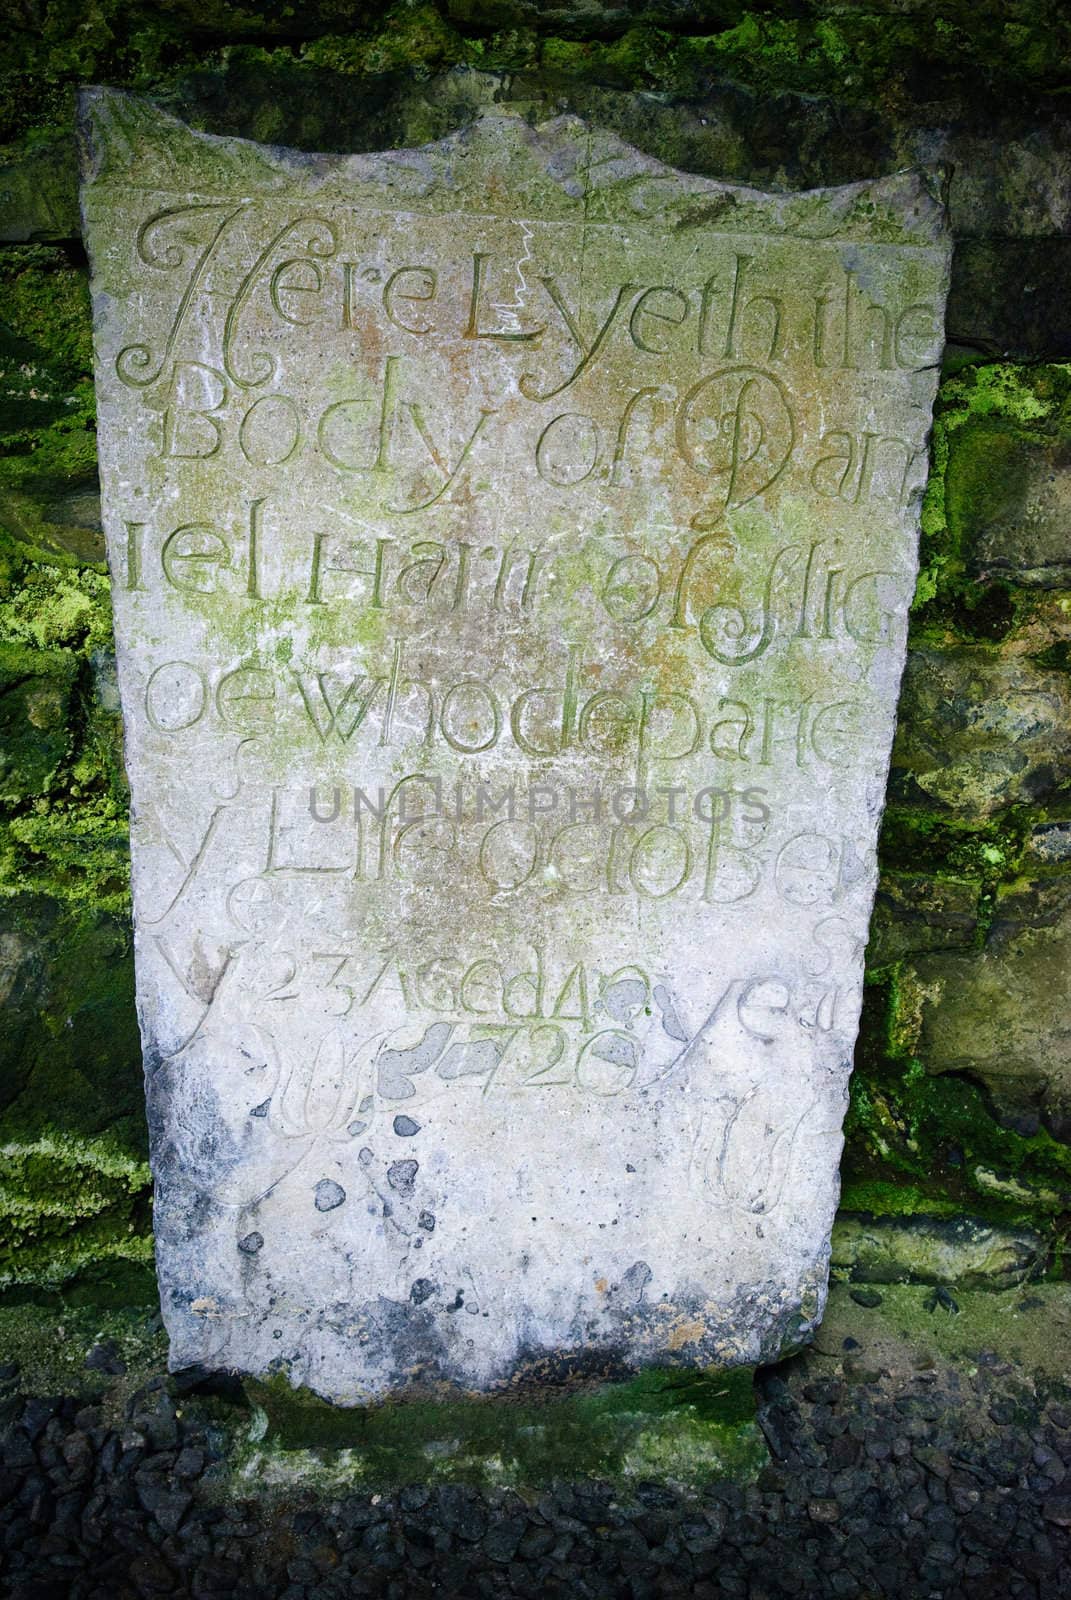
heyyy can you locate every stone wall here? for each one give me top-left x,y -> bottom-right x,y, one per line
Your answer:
0,1 -> 1068,1298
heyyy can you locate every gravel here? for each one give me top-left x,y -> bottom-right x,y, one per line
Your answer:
1,1347 -> 1069,1598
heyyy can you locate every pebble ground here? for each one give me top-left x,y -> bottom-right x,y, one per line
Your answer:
3,1312 -> 1070,1600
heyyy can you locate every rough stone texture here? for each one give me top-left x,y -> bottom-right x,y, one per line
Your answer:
0,644 -> 76,803
78,88 -> 948,1400
946,391 -> 1071,590
867,871 -> 979,965
890,648 -> 1071,817
969,440 -> 1071,591
7,50 -> 1071,248
948,238 -> 1071,361
830,1213 -> 1047,1289
1028,823 -> 1071,866
906,896 -> 1071,1139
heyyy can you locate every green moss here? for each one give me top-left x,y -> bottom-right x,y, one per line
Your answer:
912,363 -> 1071,637
0,530 -> 128,915
878,805 -> 1032,886
528,7 -> 1071,105
543,26 -> 679,91
535,7 -> 1071,104
0,247 -> 93,383
843,979 -> 1071,1234
0,517 -> 140,1288
0,248 -> 101,566
838,1179 -> 961,1218
0,1132 -> 151,1289
867,804 -> 1055,971
0,898 -> 149,1289
2,2 -> 1070,164
0,640 -> 77,803
0,802 -> 129,912
0,554 -> 111,653
240,1363 -> 764,1487
871,806 -> 1048,957
0,896 -> 141,1123
0,390 -> 98,500
0,1296 -> 163,1404
303,6 -> 465,82
820,1280 -> 1071,1380
0,246 -> 136,1296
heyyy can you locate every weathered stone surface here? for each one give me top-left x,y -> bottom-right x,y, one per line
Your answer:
948,239 -> 1071,361
934,125 -> 1071,241
0,142 -> 79,244
950,420 -> 1071,590
989,876 -> 1071,942
891,648 -> 1071,818
1000,591 -> 1071,661
79,88 -> 949,1401
867,872 -> 979,965
831,1213 -> 1047,1289
0,480 -> 104,568
906,899 -> 1071,1139
0,644 -> 76,804
1027,822 -> 1071,866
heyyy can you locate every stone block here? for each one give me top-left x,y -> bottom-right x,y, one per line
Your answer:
831,1213 -> 1047,1290
0,141 -> 79,243
866,872 -> 979,965
1026,821 -> 1071,866
947,418 -> 1071,590
0,643 -> 77,804
948,239 -> 1071,361
907,898 -> 1071,1138
0,480 -> 104,567
891,648 -> 1071,817
79,88 -> 949,1400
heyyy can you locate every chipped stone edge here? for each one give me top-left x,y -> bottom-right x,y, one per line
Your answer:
77,85 -> 950,251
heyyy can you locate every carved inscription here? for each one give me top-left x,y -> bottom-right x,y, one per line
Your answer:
81,93 -> 950,1400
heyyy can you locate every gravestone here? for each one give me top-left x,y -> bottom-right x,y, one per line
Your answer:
79,89 -> 950,1402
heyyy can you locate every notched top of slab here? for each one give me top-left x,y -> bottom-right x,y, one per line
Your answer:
77,86 -> 949,249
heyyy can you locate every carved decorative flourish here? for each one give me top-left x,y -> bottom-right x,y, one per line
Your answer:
116,202 -> 245,389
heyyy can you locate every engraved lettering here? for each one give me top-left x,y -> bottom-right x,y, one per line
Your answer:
384,266 -> 438,334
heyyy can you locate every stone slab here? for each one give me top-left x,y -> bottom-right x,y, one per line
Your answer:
79,88 -> 949,1402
